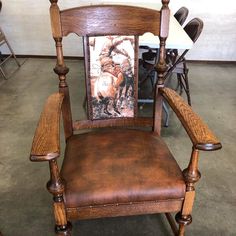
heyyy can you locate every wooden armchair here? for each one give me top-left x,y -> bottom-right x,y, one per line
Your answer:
30,1 -> 222,235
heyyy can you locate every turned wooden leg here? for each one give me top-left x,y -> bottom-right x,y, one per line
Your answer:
176,148 -> 201,236
53,196 -> 72,236
47,159 -> 72,236
175,212 -> 192,236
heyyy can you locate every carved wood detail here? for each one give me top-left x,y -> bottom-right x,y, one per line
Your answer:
60,6 -> 161,37
52,37 -> 73,139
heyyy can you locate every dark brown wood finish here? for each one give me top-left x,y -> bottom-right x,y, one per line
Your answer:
29,1 -> 222,235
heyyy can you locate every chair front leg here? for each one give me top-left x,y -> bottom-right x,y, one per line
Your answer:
47,159 -> 72,236
176,148 -> 201,236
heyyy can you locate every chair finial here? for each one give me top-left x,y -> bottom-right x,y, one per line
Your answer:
162,0 -> 170,7
49,0 -> 58,4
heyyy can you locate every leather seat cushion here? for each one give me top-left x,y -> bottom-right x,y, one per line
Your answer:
61,129 -> 186,208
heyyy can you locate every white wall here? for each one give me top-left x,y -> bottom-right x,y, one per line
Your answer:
0,0 -> 236,61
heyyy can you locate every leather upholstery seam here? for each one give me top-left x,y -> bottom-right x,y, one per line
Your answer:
66,198 -> 184,211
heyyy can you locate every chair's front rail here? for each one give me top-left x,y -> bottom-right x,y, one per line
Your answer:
66,199 -> 183,221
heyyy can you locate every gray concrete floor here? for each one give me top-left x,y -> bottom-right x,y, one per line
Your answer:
0,58 -> 235,236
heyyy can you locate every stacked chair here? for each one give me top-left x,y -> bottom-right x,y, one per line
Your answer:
164,8 -> 203,126
165,18 -> 204,106
0,1 -> 21,79
0,28 -> 21,79
166,6 -> 189,69
174,7 -> 189,26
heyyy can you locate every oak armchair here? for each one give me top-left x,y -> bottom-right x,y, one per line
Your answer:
30,1 -> 221,235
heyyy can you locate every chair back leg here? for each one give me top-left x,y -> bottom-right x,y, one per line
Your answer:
0,65 -> 6,79
4,37 -> 21,67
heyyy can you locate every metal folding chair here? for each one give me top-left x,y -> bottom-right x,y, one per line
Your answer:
0,27 -> 21,79
174,7 -> 189,26
165,18 -> 204,106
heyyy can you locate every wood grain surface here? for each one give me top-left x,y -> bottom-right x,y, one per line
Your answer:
60,5 -> 161,37
160,87 -> 222,151
30,93 -> 64,161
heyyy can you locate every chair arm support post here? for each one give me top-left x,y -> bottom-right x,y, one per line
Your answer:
47,159 -> 71,234
160,87 -> 222,151
29,90 -> 70,232
47,159 -> 65,196
176,148 -> 200,235
183,148 -> 201,191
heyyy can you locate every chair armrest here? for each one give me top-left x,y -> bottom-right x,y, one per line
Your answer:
160,87 -> 222,151
30,93 -> 64,162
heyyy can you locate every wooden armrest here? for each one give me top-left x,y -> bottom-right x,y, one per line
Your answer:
160,87 -> 222,151
30,93 -> 64,162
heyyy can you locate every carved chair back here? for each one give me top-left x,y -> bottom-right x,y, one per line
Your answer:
49,1 -> 170,137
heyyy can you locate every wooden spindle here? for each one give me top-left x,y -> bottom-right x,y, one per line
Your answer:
54,38 -> 69,88
162,0 -> 170,8
153,1 -> 170,133
47,159 -> 72,235
176,148 -> 201,235
49,0 -> 58,4
183,148 -> 201,191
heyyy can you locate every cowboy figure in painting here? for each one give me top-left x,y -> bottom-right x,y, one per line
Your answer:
118,58 -> 134,109
89,35 -> 135,119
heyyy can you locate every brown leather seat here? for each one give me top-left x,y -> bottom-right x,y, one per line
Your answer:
61,129 -> 186,208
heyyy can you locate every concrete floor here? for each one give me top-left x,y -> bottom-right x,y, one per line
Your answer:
0,58 -> 235,236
